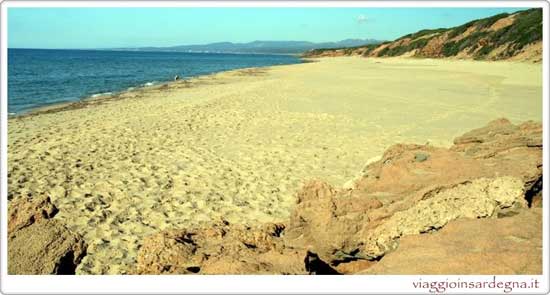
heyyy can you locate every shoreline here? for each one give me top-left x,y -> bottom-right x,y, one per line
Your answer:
9,55 -> 536,120
8,60 -> 313,120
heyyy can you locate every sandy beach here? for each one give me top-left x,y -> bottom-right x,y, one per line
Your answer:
7,56 -> 542,274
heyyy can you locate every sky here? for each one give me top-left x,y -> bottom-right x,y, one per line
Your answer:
8,7 -> 528,49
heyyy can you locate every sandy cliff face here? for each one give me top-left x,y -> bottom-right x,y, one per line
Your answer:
304,8 -> 542,62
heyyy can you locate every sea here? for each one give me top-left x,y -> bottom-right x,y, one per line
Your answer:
7,48 -> 302,114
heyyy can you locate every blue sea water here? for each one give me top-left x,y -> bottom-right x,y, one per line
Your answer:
8,49 -> 302,114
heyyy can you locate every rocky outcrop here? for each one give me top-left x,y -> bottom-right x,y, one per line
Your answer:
362,208 -> 542,274
135,221 -> 307,274
283,180 -> 382,264
358,177 -> 526,258
135,118 -> 542,275
8,195 -> 58,233
355,118 -> 541,198
451,118 -> 542,156
8,220 -> 88,275
8,195 -> 87,275
303,8 -> 542,62
282,118 -> 541,264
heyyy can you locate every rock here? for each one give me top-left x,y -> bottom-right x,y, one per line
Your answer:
362,208 -> 542,274
342,177 -> 358,190
355,119 -> 541,215
453,118 -> 518,145
414,152 -> 429,162
8,220 -> 87,274
284,180 -> 381,264
355,144 -> 487,202
8,194 -> 88,274
335,259 -> 376,274
200,258 -> 263,274
8,195 -> 58,235
200,249 -> 306,275
285,119 -> 540,266
358,177 -> 527,258
135,229 -> 202,274
135,221 -> 307,274
452,118 -> 542,158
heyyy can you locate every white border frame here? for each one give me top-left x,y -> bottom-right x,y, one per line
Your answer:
1,1 -> 549,294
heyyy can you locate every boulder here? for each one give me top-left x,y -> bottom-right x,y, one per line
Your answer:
8,194 -> 87,274
8,220 -> 87,275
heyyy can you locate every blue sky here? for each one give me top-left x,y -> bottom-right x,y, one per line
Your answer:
8,7 -> 528,49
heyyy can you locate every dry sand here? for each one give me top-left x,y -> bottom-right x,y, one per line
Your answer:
7,56 -> 542,274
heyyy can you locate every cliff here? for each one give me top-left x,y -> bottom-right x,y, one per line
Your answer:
303,8 -> 542,62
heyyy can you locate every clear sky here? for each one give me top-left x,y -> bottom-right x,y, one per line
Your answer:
8,7 -> 528,49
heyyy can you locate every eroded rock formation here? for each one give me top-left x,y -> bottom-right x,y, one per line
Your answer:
8,195 -> 87,275
135,222 -> 307,274
361,208 -> 542,274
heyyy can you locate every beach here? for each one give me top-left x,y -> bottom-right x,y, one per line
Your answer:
7,56 -> 542,274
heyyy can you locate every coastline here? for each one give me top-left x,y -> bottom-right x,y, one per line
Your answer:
7,54 -> 531,120
8,60 -> 308,119
23,53 -> 536,120
7,56 -> 543,274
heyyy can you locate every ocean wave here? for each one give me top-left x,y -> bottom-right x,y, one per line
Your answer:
142,82 -> 156,87
91,92 -> 112,98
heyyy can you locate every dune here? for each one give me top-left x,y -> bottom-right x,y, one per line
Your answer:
7,56 -> 542,274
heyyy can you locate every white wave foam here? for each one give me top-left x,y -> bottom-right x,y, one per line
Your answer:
91,92 -> 112,98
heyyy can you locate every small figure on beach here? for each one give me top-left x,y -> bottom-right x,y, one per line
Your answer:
174,75 -> 180,81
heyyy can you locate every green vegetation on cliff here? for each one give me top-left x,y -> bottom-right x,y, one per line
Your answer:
303,8 -> 542,61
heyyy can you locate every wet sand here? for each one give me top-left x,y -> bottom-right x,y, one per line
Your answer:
7,56 -> 542,274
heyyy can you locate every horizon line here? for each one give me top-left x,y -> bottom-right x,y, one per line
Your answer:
7,38 -> 385,51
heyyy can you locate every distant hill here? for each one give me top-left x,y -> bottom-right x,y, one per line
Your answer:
113,39 -> 383,55
303,8 -> 542,62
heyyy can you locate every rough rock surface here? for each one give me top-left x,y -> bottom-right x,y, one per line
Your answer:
134,118 -> 542,275
362,208 -> 542,274
281,119 -> 541,265
358,177 -> 526,258
8,220 -> 87,274
8,195 -> 87,274
135,221 -> 307,274
284,180 -> 382,264
355,119 -> 541,205
8,195 -> 58,234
